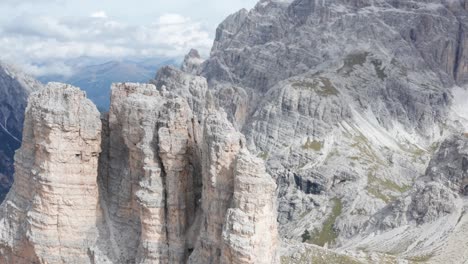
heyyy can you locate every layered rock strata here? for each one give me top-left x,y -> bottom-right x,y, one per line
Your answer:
0,83 -> 102,263
102,83 -> 201,263
103,83 -> 279,264
0,80 -> 280,264
196,2 -> 468,260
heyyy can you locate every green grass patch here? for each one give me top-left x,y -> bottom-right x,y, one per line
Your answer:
351,134 -> 385,165
338,52 -> 370,75
257,151 -> 269,160
318,77 -> 339,96
371,58 -> 387,80
367,185 -> 392,203
292,77 -> 339,97
399,142 -> 427,163
407,253 -> 433,263
302,138 -> 323,151
429,142 -> 440,153
307,198 -> 342,247
281,246 -> 363,264
366,169 -> 410,203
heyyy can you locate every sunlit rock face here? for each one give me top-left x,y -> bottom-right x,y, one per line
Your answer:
103,82 -> 279,264
0,80 -> 280,264
0,83 -> 102,263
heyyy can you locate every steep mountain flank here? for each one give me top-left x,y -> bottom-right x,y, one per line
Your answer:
196,0 -> 468,261
0,62 -> 42,200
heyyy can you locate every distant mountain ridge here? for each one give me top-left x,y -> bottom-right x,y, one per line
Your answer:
39,58 -> 178,110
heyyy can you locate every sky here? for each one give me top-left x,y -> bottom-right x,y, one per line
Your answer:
0,0 -> 258,76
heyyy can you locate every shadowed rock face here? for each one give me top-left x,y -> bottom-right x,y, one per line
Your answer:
427,135 -> 468,194
0,63 -> 42,201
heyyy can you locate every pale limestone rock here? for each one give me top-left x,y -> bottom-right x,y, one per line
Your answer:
184,107 -> 280,264
151,66 -> 208,121
181,49 -> 204,75
102,83 -> 198,263
0,79 -> 280,263
221,149 -> 280,264
0,83 -> 102,263
187,110 -> 245,264
101,82 -> 205,263
102,82 -> 279,264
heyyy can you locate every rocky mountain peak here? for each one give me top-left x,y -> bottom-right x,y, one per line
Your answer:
181,49 -> 204,74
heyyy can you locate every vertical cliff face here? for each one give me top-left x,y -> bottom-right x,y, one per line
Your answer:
188,111 -> 244,263
221,149 -> 279,264
0,77 -> 280,263
0,62 -> 42,200
0,83 -> 102,263
187,110 -> 279,264
100,81 -> 279,264
102,83 -> 201,263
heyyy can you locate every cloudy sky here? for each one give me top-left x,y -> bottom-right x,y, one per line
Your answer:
0,0 -> 258,76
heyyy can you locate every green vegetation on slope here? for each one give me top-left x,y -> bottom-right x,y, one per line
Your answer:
292,77 -> 339,97
257,151 -> 269,160
371,58 -> 387,80
338,52 -> 369,75
281,244 -> 363,264
303,198 -> 343,247
366,169 -> 410,203
302,138 -> 323,151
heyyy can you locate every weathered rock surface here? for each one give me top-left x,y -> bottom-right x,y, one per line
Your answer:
102,82 -> 201,263
341,135 -> 468,260
221,149 -> 279,264
0,80 -> 280,263
181,49 -> 204,75
151,66 -> 208,120
196,0 -> 468,261
0,62 -> 42,200
0,83 -> 102,263
427,135 -> 468,194
101,82 -> 280,264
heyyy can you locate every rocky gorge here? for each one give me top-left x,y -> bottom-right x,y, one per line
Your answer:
0,0 -> 467,263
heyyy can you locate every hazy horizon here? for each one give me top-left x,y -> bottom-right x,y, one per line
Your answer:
0,0 -> 258,77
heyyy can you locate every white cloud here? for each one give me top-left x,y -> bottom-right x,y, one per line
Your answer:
0,13 -> 213,76
0,0 -> 63,6
157,14 -> 189,25
90,11 -> 108,19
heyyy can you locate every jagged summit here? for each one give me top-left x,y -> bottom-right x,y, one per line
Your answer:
181,49 -> 204,75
